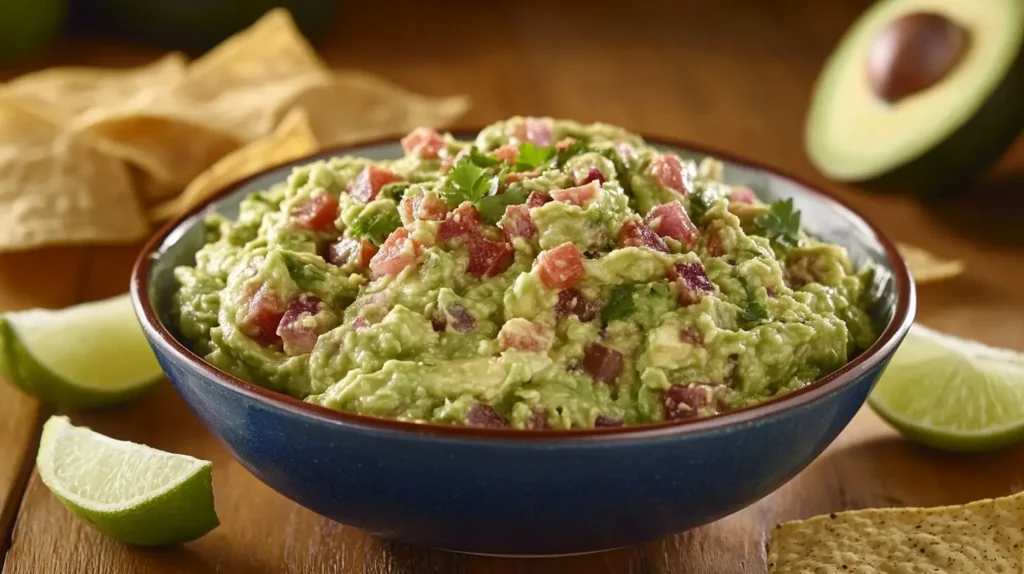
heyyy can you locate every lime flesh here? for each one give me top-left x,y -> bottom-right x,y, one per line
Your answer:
869,323 -> 1024,452
37,416 -> 218,546
0,293 -> 163,407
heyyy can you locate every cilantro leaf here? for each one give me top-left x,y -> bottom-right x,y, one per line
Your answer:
602,284 -> 638,324
555,139 -> 587,167
754,198 -> 801,247
470,147 -> 500,167
514,142 -> 555,172
378,181 -> 411,202
736,277 -> 769,325
688,190 -> 711,223
476,184 -> 530,225
440,158 -> 493,207
350,211 -> 402,246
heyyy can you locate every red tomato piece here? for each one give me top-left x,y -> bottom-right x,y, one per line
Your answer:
649,153 -> 687,195
646,201 -> 699,247
499,204 -> 537,242
536,242 -> 585,289
327,238 -> 378,269
292,194 -> 339,232
439,203 -> 484,242
276,294 -> 324,356
728,186 -> 757,204
494,144 -> 519,162
526,191 -> 553,208
550,181 -> 599,206
467,238 -> 513,278
348,166 -> 402,204
617,219 -> 669,253
239,284 -> 286,347
369,228 -> 421,277
401,127 -> 446,159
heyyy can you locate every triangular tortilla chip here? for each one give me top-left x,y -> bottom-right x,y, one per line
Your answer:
898,243 -> 964,284
1,53 -> 187,116
283,71 -> 470,146
0,98 -> 148,251
149,107 -> 319,222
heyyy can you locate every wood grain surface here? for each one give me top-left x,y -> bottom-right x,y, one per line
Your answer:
3,1 -> 1024,572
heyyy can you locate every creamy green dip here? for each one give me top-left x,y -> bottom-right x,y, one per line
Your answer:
172,116 -> 877,429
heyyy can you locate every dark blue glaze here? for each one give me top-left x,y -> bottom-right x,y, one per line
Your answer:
133,137 -> 914,555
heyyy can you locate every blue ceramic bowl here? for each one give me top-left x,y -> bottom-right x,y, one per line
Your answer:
131,134 -> 915,556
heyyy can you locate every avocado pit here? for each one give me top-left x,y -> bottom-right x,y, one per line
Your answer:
867,12 -> 969,103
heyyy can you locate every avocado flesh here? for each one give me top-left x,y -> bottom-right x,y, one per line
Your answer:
806,0 -> 1024,195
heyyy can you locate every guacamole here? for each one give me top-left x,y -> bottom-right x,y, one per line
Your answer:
172,116 -> 877,429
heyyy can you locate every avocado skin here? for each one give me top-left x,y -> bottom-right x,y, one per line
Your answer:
71,0 -> 337,54
850,45 -> 1024,197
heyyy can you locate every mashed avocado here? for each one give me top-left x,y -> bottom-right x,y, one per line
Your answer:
173,116 -> 877,429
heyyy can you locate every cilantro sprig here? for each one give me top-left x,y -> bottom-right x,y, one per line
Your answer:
602,284 -> 637,324
440,159 -> 495,207
350,211 -> 402,246
736,277 -> 769,325
514,142 -> 555,172
754,198 -> 801,247
476,184 -> 530,224
469,147 -> 500,167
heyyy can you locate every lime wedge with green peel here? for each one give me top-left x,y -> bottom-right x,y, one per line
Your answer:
869,324 -> 1024,452
0,293 -> 162,407
37,416 -> 219,546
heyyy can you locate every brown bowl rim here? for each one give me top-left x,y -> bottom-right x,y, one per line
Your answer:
131,128 -> 915,443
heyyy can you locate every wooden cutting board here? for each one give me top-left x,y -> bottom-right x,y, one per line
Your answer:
3,1 -> 1024,572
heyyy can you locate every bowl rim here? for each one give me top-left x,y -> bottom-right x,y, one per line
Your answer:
131,128 -> 916,443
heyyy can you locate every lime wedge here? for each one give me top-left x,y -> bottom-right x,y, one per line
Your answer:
37,416 -> 219,546
869,323 -> 1024,452
0,293 -> 162,407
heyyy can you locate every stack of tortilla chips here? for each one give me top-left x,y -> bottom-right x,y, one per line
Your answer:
0,9 -> 468,252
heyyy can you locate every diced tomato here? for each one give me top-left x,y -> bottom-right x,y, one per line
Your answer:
728,186 -> 757,204
705,229 -> 726,257
401,127 -> 446,159
239,284 -> 286,347
498,204 -> 537,242
401,191 -> 449,223
498,320 -> 553,352
618,219 -> 669,253
614,141 -> 638,161
353,316 -> 370,330
583,343 -> 624,385
494,144 -> 519,162
292,194 -> 339,232
467,238 -> 513,278
348,166 -> 402,204
576,167 -> 606,186
276,294 -> 324,356
669,261 -> 714,306
512,116 -> 553,146
650,153 -> 687,195
465,404 -> 508,428
550,181 -> 599,206
526,191 -> 552,208
369,228 -> 421,277
439,203 -> 484,242
679,329 -> 703,346
646,201 -> 699,247
555,137 -> 577,151
327,238 -> 378,269
536,242 -> 585,289
555,288 -> 599,322
662,384 -> 714,420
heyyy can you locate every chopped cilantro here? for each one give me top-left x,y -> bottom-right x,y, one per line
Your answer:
514,142 -> 555,172
602,284 -> 637,324
470,147 -> 500,167
555,140 -> 587,167
688,190 -> 711,222
350,211 -> 402,246
282,252 -> 327,283
736,277 -> 769,325
476,184 -> 530,225
754,198 -> 801,247
440,158 -> 493,207
378,182 -> 411,201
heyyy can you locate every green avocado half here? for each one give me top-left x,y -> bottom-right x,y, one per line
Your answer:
805,0 -> 1024,195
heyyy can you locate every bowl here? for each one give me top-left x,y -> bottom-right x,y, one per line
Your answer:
130,133 -> 916,556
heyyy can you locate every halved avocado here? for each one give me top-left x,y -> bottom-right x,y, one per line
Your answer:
806,0 -> 1024,195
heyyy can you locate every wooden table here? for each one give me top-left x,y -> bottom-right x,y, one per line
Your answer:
3,1 -> 1024,572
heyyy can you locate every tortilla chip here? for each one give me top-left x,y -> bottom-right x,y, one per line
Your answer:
767,491 -> 1024,573
0,98 -> 148,251
178,8 -> 326,101
1,53 -> 187,116
149,107 -> 319,221
74,108 -> 243,193
898,243 -> 965,284
285,71 -> 471,146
